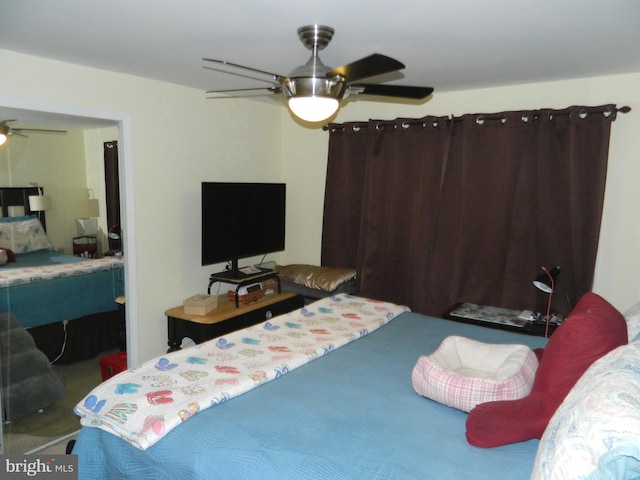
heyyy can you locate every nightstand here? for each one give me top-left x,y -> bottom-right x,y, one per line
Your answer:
73,235 -> 97,258
443,302 -> 559,337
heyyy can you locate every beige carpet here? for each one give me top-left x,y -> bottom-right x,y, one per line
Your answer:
2,352 -> 108,454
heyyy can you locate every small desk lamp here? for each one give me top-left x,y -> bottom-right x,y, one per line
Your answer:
107,224 -> 122,255
533,266 -> 560,337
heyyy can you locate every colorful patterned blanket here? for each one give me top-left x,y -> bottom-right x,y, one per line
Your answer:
74,294 -> 409,450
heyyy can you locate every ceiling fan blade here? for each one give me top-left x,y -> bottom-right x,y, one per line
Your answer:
347,83 -> 434,99
13,128 -> 67,134
203,58 -> 283,84
206,86 -> 281,98
329,54 -> 405,82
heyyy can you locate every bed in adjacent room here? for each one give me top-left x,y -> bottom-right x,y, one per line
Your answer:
0,248 -> 124,329
0,187 -> 125,362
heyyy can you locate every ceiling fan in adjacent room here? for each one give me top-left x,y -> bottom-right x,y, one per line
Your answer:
203,25 -> 434,123
0,119 -> 67,146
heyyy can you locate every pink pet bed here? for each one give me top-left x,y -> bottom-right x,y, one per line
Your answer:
412,336 -> 538,412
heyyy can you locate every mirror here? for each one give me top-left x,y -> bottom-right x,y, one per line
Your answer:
0,101 -> 136,454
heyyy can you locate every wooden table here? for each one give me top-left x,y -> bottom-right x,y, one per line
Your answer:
166,291 -> 303,351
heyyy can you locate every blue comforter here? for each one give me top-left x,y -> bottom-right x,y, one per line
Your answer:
73,309 -> 547,479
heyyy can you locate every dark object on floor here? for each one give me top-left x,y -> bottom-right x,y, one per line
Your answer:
100,351 -> 128,381
66,439 -> 76,454
0,313 -> 67,421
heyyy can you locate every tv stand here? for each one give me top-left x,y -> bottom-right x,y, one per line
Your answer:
166,291 -> 303,351
208,268 -> 281,307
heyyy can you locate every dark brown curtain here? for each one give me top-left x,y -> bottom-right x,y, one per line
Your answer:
322,117 -> 452,308
104,141 -> 121,251
322,105 -> 619,317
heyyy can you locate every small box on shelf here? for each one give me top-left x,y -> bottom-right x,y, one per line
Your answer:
227,288 -> 266,306
184,294 -> 218,315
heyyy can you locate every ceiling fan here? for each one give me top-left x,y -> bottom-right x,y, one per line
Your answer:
0,119 -> 67,146
203,25 -> 434,123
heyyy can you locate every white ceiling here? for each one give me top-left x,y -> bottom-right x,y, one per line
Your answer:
1,0 -> 639,128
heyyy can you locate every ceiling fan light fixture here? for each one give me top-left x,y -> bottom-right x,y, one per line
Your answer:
203,25 -> 433,126
0,125 -> 9,146
288,96 -> 339,123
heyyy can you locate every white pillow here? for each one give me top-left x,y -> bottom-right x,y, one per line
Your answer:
531,342 -> 640,480
624,300 -> 640,342
0,216 -> 53,253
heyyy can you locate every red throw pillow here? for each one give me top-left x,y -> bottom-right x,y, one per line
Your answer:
465,292 -> 628,448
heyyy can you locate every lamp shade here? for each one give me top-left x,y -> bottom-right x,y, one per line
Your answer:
76,218 -> 99,236
28,195 -> 52,212
88,198 -> 100,218
533,266 -> 560,293
288,96 -> 339,122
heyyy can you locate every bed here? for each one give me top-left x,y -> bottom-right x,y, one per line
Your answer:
72,294 -> 547,479
72,293 -> 640,479
0,187 -> 125,362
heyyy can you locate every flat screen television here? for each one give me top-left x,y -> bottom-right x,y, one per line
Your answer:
201,182 -> 286,280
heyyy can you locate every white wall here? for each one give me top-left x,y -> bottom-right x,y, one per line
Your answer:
280,72 -> 640,314
0,49 -> 284,362
2,47 -> 639,362
0,128 -> 90,252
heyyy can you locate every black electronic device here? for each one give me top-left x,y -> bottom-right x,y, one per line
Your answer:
201,182 -> 286,280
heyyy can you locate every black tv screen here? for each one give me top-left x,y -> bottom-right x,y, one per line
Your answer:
201,182 -> 286,276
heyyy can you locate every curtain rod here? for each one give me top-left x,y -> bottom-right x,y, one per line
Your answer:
323,105 -> 631,131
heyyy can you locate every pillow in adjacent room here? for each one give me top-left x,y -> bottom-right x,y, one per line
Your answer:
0,216 -> 53,253
0,247 -> 16,265
531,341 -> 640,479
466,292 -> 628,448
